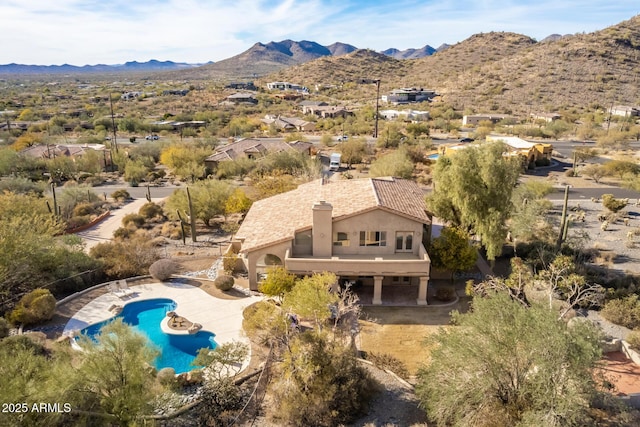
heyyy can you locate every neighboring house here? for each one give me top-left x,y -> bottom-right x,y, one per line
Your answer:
0,122 -> 29,132
299,100 -> 328,109
120,91 -> 143,101
149,120 -> 206,130
443,136 -> 552,164
266,81 -> 309,93
204,138 -> 313,169
232,177 -> 432,305
226,82 -> 257,91
301,105 -> 352,119
609,105 -> 640,117
381,88 -> 437,105
222,92 -> 258,105
261,115 -> 316,132
462,114 -> 511,126
531,112 -> 561,122
20,143 -> 110,168
486,136 -> 553,163
380,109 -> 430,121
162,89 -> 190,96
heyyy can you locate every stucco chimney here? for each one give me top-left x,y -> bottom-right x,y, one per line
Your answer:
312,201 -> 333,257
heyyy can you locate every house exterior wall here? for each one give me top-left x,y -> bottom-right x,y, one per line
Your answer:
244,240 -> 292,290
242,209 -> 430,290
330,210 -> 424,257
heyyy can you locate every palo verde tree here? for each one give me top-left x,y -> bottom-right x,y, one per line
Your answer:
69,319 -> 160,425
164,179 -> 233,226
416,293 -> 603,427
427,141 -> 521,261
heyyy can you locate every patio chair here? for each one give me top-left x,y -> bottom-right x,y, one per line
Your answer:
117,280 -> 135,298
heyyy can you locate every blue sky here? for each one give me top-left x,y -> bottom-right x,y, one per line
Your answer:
1,1 -> 638,65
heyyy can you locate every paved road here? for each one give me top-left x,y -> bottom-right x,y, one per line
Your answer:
77,198 -> 164,251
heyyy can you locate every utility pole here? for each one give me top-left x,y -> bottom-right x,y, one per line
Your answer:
374,79 -> 381,139
109,94 -> 118,152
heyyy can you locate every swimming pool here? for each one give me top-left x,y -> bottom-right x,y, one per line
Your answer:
79,298 -> 217,374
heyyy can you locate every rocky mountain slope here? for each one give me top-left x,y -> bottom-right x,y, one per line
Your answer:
265,15 -> 640,114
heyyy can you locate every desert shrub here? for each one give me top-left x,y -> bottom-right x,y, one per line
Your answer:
161,222 -> 183,240
149,259 -> 178,281
602,194 -> 627,213
214,275 -> 235,291
626,330 -> 640,351
0,334 -> 46,355
157,367 -> 177,388
139,202 -> 163,219
90,233 -> 160,279
113,227 -> 134,240
111,189 -> 130,201
66,215 -> 90,229
0,317 -> 9,338
365,352 -> 410,379
222,252 -> 239,274
565,169 -> 576,177
122,213 -> 145,228
601,295 -> 640,329
8,289 -> 56,326
72,202 -> 96,217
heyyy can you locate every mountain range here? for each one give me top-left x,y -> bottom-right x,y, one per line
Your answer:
0,40 -> 441,75
0,59 -> 204,75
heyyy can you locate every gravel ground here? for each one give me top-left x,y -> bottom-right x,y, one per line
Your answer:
352,363 -> 428,427
552,200 -> 640,274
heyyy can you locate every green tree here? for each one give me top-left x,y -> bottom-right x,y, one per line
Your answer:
509,180 -> 555,243
164,179 -> 234,226
224,188 -> 253,215
258,266 -> 297,302
71,319 -> 160,425
283,272 -> 338,326
429,227 -> 477,280
339,137 -> 368,168
602,159 -> 640,179
0,335 -> 74,427
123,159 -> 149,185
580,163 -> 608,183
427,141 -> 521,260
376,122 -> 405,148
369,146 -> 414,178
416,293 -> 602,427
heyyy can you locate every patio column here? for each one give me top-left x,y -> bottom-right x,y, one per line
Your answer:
417,276 -> 428,305
372,275 -> 383,305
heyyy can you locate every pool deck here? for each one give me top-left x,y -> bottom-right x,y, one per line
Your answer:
63,281 -> 263,369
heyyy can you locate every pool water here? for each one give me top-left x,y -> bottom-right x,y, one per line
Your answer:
80,298 -> 217,374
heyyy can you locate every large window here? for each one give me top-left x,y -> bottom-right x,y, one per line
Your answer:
333,232 -> 350,247
395,232 -> 414,252
359,231 -> 387,247
294,230 -> 312,246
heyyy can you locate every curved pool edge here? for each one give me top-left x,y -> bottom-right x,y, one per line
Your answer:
62,281 -> 264,375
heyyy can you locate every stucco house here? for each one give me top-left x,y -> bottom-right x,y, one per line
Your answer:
232,177 -> 432,305
204,138 -> 313,169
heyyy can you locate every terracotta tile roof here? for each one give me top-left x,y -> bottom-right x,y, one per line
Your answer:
205,138 -> 312,163
235,177 -> 430,253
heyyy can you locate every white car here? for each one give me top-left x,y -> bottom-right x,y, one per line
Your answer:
145,135 -> 159,140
